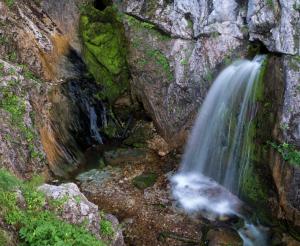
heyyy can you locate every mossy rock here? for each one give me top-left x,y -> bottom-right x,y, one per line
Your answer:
132,172 -> 158,189
123,121 -> 154,147
80,5 -> 129,103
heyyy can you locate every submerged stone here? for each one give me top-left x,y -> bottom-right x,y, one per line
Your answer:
76,169 -> 111,184
103,148 -> 155,166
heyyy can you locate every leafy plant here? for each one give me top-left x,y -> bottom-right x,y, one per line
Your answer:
19,211 -> 105,246
268,141 -> 300,167
100,219 -> 114,237
0,170 -> 106,246
0,169 -> 21,191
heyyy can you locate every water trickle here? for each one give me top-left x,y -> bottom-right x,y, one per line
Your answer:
172,56 -> 267,245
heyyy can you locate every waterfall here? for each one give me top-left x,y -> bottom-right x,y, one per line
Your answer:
171,56 -> 267,245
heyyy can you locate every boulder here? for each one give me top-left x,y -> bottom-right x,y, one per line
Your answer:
39,183 -> 125,245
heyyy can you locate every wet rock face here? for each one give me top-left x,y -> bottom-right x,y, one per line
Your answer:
39,183 -> 125,246
40,50 -> 106,177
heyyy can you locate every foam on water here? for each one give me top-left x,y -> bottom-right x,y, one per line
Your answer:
172,173 -> 239,215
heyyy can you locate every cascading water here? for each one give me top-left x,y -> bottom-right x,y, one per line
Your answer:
172,56 -> 268,245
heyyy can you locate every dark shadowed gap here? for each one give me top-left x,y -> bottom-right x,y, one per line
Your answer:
94,0 -> 112,10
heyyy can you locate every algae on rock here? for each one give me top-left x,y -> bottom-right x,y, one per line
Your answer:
80,5 -> 129,103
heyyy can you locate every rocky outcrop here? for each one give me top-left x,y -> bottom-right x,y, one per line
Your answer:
39,183 -> 124,246
248,0 -> 300,55
0,0 -> 109,177
121,1 -> 247,147
270,55 -> 300,228
0,59 -> 47,179
116,0 -> 299,148
281,56 -> 300,146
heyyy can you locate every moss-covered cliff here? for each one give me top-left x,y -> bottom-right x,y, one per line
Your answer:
80,4 -> 129,103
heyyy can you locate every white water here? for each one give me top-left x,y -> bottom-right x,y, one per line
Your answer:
172,56 -> 268,245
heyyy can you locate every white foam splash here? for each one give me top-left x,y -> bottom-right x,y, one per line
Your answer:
171,173 -> 240,216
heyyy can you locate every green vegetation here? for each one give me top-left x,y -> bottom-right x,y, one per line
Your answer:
240,164 -> 268,205
0,36 -> 8,45
5,0 -> 14,8
124,15 -> 155,30
0,82 -> 41,159
124,14 -> 171,42
0,62 -> 43,159
80,4 -> 129,103
187,19 -> 193,29
0,169 -> 105,246
269,142 -> 300,167
145,49 -> 173,81
204,71 -> 213,82
7,51 -> 17,62
99,220 -> 114,236
266,0 -> 273,7
122,14 -> 173,81
180,59 -> 188,66
239,56 -> 275,223
253,57 -> 268,101
288,56 -> 300,71
132,172 -> 158,189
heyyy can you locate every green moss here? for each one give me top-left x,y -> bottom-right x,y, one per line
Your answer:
124,14 -> 171,42
80,5 -> 129,103
132,172 -> 158,189
125,15 -> 155,30
240,164 -> 268,205
254,57 -> 269,101
187,19 -> 193,29
239,56 -> 276,223
266,0 -> 274,7
145,49 -> 173,81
